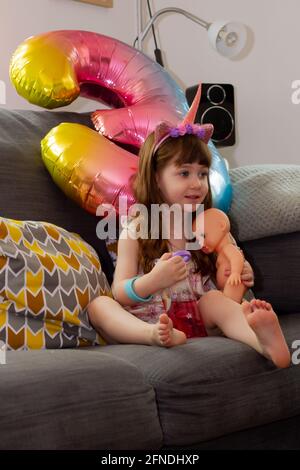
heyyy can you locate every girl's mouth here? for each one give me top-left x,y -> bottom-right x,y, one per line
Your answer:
185,195 -> 200,200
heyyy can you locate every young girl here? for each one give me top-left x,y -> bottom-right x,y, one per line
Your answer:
88,87 -> 291,369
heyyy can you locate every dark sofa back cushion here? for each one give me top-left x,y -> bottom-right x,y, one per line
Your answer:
240,231 -> 300,314
0,109 -> 114,284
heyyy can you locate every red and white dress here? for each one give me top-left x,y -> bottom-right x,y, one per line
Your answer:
114,216 -> 217,338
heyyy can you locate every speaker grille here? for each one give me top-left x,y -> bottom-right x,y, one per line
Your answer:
186,83 -> 235,147
201,106 -> 234,143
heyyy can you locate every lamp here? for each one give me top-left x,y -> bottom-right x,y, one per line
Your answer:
136,2 -> 247,60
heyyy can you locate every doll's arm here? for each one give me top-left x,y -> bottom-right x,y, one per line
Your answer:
224,235 -> 254,287
222,243 -> 245,286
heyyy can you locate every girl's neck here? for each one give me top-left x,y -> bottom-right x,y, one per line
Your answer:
164,211 -> 192,252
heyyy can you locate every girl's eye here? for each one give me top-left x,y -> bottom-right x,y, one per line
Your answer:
179,170 -> 208,178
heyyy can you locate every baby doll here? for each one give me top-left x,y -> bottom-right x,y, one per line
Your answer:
193,208 -> 247,303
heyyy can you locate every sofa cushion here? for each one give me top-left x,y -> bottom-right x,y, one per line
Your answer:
0,349 -> 162,450
240,231 -> 300,314
0,217 -> 111,350
229,164 -> 300,242
102,313 -> 300,447
0,109 -> 114,284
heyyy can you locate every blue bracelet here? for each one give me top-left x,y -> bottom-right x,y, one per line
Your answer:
124,276 -> 153,303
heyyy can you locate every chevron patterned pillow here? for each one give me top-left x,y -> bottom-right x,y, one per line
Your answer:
0,217 -> 111,350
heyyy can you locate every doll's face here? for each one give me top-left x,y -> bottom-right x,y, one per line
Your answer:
194,213 -> 226,253
202,221 -> 224,253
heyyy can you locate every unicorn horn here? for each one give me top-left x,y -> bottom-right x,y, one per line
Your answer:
182,83 -> 202,125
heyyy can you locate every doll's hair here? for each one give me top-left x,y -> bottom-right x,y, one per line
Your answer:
131,132 -> 216,277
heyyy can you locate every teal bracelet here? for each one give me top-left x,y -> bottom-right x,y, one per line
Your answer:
124,276 -> 153,303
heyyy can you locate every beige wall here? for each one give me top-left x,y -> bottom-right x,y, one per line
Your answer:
0,0 -> 135,112
0,0 -> 299,167
144,0 -> 300,167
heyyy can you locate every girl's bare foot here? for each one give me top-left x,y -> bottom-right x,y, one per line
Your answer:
151,314 -> 187,348
242,300 -> 252,317
246,299 -> 291,368
242,299 -> 271,317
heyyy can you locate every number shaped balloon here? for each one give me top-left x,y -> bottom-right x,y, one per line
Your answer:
10,30 -> 232,213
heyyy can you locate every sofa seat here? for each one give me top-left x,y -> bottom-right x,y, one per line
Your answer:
0,349 -> 162,450
101,313 -> 300,447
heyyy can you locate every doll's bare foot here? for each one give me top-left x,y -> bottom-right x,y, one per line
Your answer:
246,299 -> 291,368
151,314 -> 187,348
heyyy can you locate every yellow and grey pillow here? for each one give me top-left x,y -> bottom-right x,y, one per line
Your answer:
0,217 -> 111,350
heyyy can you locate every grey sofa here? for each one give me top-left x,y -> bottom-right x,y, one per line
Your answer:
0,108 -> 300,451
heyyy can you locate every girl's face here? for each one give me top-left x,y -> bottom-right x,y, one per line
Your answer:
155,156 -> 209,211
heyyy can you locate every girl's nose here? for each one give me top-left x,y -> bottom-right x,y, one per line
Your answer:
190,176 -> 202,188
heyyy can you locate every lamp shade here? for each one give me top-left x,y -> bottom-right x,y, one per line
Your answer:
208,20 -> 247,58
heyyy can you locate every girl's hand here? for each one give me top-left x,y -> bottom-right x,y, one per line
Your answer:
149,253 -> 188,290
224,260 -> 254,288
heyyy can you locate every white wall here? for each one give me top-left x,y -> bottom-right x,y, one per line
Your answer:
144,0 -> 300,167
0,0 -> 135,112
0,0 -> 299,167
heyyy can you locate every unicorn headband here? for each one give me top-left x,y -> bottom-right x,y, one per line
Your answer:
152,84 -> 214,156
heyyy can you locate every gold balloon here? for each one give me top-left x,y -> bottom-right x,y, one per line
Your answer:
10,34 -> 79,108
41,124 -> 138,213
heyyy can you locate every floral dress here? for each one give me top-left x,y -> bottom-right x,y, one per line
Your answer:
114,215 -> 217,337
124,259 -> 217,337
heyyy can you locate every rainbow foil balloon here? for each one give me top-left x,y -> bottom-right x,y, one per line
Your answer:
10,30 -> 232,214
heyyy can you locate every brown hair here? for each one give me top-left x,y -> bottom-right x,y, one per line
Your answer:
131,132 -> 216,278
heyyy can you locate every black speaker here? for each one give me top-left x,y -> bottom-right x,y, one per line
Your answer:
186,83 -> 235,147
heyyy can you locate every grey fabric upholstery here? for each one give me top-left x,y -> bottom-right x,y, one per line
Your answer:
240,232 -> 300,314
167,415 -> 300,450
0,109 -> 114,284
0,349 -> 162,450
2,313 -> 300,450
229,165 -> 300,242
101,313 -> 300,447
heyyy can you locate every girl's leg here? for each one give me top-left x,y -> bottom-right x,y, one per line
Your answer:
198,291 -> 290,368
88,296 -> 186,347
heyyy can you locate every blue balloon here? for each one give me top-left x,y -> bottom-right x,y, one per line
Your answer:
208,140 -> 233,213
